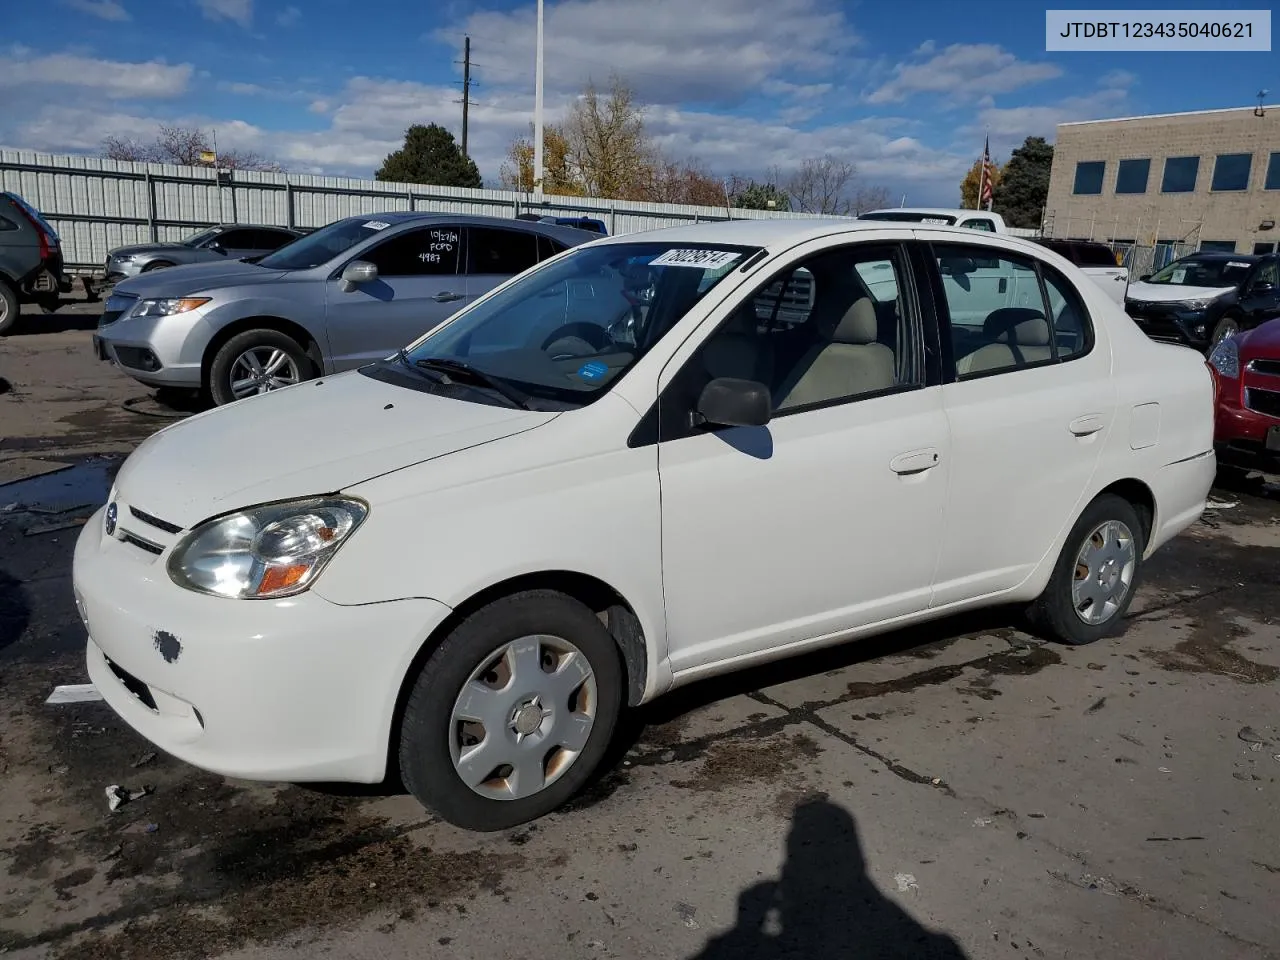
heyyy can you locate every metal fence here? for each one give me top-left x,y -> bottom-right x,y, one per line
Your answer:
0,150 -> 834,273
1110,241 -> 1197,278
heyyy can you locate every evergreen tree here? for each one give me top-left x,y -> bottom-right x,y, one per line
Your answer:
375,124 -> 481,188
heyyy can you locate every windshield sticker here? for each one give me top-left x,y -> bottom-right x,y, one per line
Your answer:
362,220 -> 391,230
921,217 -> 951,224
1227,261 -> 1252,269
649,249 -> 741,270
577,361 -> 608,380
1169,268 -> 1186,283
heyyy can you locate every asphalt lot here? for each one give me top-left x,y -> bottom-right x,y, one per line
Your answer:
2,300 -> 1279,960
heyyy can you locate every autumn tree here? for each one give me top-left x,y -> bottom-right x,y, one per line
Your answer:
498,124 -> 582,194
563,74 -> 651,198
959,155 -> 1003,209
642,156 -> 727,206
992,136 -> 1053,229
375,123 -> 481,188
785,155 -> 888,216
102,125 -> 281,171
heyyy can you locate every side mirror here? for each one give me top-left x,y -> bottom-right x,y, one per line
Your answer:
208,240 -> 225,254
1139,273 -> 1152,282
339,260 -> 378,292
1251,281 -> 1276,294
693,377 -> 771,429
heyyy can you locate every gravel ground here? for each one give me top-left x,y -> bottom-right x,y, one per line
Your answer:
2,302 -> 1278,960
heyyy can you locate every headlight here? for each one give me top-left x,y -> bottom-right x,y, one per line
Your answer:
114,254 -> 137,263
1180,298 -> 1215,312
167,497 -> 367,599
1207,335 -> 1239,379
130,297 -> 210,319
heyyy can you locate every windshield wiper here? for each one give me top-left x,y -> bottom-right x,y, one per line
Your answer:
412,357 -> 534,410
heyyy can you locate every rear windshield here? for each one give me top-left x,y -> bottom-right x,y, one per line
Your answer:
859,211 -> 957,225
5,193 -> 59,240
1073,244 -> 1120,267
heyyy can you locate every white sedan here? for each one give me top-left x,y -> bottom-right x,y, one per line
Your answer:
72,219 -> 1216,831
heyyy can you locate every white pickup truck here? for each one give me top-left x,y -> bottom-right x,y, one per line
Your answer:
856,209 -> 1128,307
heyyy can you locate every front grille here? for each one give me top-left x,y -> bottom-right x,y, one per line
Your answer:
1247,358 -> 1280,377
1245,388 -> 1280,418
129,506 -> 183,534
100,293 -> 137,327
121,532 -> 164,555
113,346 -> 160,371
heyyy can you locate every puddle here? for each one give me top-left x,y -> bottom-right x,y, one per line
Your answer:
0,458 -> 118,514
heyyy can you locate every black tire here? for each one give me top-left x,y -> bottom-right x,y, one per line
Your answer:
1208,315 -> 1241,352
0,280 -> 17,335
207,328 -> 314,406
1029,493 -> 1146,646
398,590 -> 624,831
141,260 -> 174,272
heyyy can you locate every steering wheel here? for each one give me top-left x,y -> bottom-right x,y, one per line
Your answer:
540,321 -> 617,361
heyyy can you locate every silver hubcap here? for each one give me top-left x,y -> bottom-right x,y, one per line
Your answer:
229,347 -> 300,399
0,296 -> 8,323
449,635 -> 597,801
1071,519 -> 1136,625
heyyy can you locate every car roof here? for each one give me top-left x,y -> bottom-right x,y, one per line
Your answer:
1179,251 -> 1260,262
329,210 -> 593,244
587,216 -> 1046,251
859,207 -> 1002,219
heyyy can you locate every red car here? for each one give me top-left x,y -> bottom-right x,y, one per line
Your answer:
1209,316 -> 1280,472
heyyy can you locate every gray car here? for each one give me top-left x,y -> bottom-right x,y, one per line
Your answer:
1,191 -> 66,333
93,212 -> 596,405
105,223 -> 304,282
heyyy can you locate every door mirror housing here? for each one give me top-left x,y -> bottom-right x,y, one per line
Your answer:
693,378 -> 772,429
1139,273 -> 1152,282
1251,281 -> 1276,294
340,260 -> 378,292
208,240 -> 225,254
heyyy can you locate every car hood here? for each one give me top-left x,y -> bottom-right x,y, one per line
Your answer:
111,370 -> 557,530
1125,281 -> 1232,304
108,242 -> 189,257
1240,317 -> 1280,356
112,259 -> 285,297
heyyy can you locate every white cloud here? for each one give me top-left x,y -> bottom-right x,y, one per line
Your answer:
197,0 -> 252,27
277,5 -> 300,26
0,51 -> 191,98
433,0 -> 858,106
867,43 -> 1061,104
63,0 -> 130,20
762,80 -> 833,100
965,86 -> 1130,155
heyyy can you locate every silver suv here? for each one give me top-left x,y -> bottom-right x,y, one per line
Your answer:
93,213 -> 595,405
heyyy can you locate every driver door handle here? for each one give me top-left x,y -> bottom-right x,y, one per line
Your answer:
1069,414 -> 1106,437
432,291 -> 464,303
890,448 -> 941,475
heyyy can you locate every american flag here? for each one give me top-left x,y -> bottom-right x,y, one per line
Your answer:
978,136 -> 994,210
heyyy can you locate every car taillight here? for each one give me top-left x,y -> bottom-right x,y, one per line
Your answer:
13,203 -> 52,260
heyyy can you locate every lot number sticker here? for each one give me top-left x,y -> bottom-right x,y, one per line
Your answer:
649,249 -> 741,270
363,220 -> 391,230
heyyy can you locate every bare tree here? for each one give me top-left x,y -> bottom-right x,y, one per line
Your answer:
563,74 -> 651,198
100,124 -> 282,171
786,155 -> 888,216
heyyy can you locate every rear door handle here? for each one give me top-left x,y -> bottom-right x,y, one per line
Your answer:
432,291 -> 464,302
890,448 -> 941,475
1069,414 -> 1106,436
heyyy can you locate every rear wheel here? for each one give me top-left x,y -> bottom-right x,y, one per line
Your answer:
0,281 -> 17,335
208,328 -> 313,406
141,260 -> 174,273
1029,494 -> 1145,645
398,590 -> 623,831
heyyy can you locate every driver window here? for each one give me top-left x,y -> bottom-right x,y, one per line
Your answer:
1253,260 -> 1279,288
364,226 -> 460,276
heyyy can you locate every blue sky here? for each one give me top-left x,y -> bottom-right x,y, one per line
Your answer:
0,0 -> 1274,205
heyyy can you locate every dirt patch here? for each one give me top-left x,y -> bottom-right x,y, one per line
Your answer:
1145,618 -> 1279,684
843,643 -> 1062,702
670,731 -> 822,794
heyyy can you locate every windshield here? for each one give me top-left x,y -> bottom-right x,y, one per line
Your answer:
859,211 -> 957,225
392,241 -> 758,407
182,227 -> 222,247
1145,257 -> 1252,287
258,217 -> 381,270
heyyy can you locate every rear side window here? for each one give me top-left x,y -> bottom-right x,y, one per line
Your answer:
960,218 -> 996,232
931,243 -> 1093,379
1072,244 -> 1121,267
467,227 -> 539,275
537,235 -> 567,261
0,215 -> 17,232
255,229 -> 297,250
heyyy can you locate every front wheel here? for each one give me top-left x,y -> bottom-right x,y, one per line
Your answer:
1209,316 -> 1240,351
398,590 -> 623,831
1029,494 -> 1145,645
0,281 -> 18,335
208,329 -> 314,406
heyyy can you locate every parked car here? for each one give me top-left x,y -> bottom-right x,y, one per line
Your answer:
857,207 -> 1009,233
516,213 -> 608,235
93,213 -> 596,405
1124,251 -> 1280,352
73,219 -> 1216,831
104,224 -> 304,283
1207,316 -> 1280,473
1031,238 -> 1128,307
0,191 -> 66,334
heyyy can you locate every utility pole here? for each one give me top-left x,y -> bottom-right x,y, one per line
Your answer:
454,36 -> 476,159
534,0 -> 544,201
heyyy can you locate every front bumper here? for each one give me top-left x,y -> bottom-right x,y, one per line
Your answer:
1125,305 -> 1213,349
105,256 -> 145,282
94,304 -> 212,389
1214,392 -> 1280,472
73,505 -> 450,783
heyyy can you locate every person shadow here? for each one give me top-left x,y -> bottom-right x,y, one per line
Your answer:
688,798 -> 969,960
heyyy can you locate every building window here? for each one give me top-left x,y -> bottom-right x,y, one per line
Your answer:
1161,156 -> 1200,193
1266,152 -> 1280,190
1114,159 -> 1150,194
1255,242 -> 1277,255
1199,240 -> 1236,253
1211,153 -> 1253,191
1073,161 -> 1105,195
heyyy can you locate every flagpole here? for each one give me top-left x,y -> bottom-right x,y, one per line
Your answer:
976,138 -> 985,211
533,0 -> 544,202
